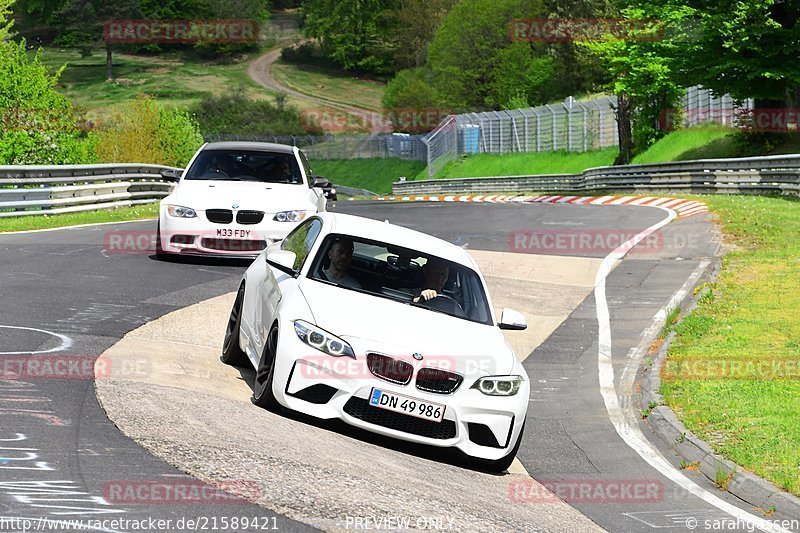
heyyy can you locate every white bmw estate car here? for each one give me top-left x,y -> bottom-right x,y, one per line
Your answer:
157,142 -> 327,258
221,212 -> 530,470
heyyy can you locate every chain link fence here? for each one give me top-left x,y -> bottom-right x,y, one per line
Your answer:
680,85 -> 753,127
204,133 -> 428,161
206,86 -> 752,179
421,87 -> 753,178
422,95 -> 619,178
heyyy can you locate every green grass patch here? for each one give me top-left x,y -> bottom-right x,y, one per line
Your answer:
36,47 -> 269,118
661,194 -> 800,496
309,158 -> 425,195
633,127 -> 738,164
272,60 -> 386,111
425,148 -> 618,180
0,203 -> 158,232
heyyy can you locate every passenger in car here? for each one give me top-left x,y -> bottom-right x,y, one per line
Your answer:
322,237 -> 362,289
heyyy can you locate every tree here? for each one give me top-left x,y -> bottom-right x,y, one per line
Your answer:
303,0 -> 395,74
426,0 -> 547,110
388,0 -> 458,70
0,31 -> 96,164
1,0 -> 14,41
57,0 -> 142,80
681,0 -> 800,107
486,43 -> 554,109
582,4 -> 690,163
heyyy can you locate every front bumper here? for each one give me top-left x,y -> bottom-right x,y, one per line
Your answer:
159,212 -> 300,257
271,328 -> 529,461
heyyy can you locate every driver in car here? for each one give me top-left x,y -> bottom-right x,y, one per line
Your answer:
408,259 -> 465,316
412,259 -> 450,303
322,237 -> 362,289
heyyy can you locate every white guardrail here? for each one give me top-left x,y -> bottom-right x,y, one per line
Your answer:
2,154 -> 799,218
393,154 -> 800,196
0,164 -> 180,218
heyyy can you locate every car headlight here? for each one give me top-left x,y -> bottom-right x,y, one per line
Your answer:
293,320 -> 355,358
166,205 -> 197,218
471,376 -> 523,396
274,210 -> 309,222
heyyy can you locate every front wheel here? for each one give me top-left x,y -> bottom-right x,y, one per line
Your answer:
251,326 -> 279,409
155,220 -> 166,258
220,284 -> 248,367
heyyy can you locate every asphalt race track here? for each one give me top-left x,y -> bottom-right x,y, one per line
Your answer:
0,201 -> 791,532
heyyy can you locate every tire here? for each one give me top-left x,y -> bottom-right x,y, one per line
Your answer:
220,284 -> 249,367
251,325 -> 279,409
484,421 -> 525,473
155,220 -> 166,258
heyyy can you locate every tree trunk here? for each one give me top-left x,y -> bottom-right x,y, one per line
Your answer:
106,46 -> 113,81
614,92 -> 634,165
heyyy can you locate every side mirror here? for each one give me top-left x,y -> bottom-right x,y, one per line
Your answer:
265,249 -> 297,276
160,168 -> 183,182
498,308 -> 527,331
312,176 -> 328,187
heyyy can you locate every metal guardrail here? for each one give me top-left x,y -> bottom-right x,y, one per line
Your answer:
0,164 -> 180,218
393,154 -> 800,196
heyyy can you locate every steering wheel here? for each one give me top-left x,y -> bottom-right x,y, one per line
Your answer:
417,292 -> 465,317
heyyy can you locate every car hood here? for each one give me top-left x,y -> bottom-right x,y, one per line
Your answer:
168,180 -> 314,212
298,279 -> 517,376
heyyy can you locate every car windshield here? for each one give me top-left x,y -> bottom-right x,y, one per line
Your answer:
184,149 -> 303,184
307,234 -> 493,326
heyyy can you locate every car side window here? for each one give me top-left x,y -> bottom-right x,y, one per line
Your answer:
298,150 -> 315,188
281,218 -> 322,270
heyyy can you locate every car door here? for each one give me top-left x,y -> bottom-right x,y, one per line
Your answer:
258,218 -> 323,348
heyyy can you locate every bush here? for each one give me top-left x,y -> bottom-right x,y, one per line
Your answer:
95,97 -> 204,167
0,38 -> 98,164
0,131 -> 98,165
193,90 -> 306,136
280,42 -> 319,64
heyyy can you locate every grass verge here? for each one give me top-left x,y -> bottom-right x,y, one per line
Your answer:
38,47 -> 270,117
309,158 -> 425,195
661,194 -> 800,496
0,203 -> 158,232
424,148 -> 618,180
633,127 -> 737,164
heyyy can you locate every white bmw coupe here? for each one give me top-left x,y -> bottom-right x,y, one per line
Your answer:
221,212 -> 530,470
157,142 -> 327,258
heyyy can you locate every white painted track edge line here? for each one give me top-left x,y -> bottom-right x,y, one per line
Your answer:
593,208 -> 790,533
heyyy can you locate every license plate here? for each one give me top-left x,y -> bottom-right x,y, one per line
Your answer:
216,228 -> 251,238
369,388 -> 445,423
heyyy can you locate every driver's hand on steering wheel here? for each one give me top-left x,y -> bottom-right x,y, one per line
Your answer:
413,289 -> 438,302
